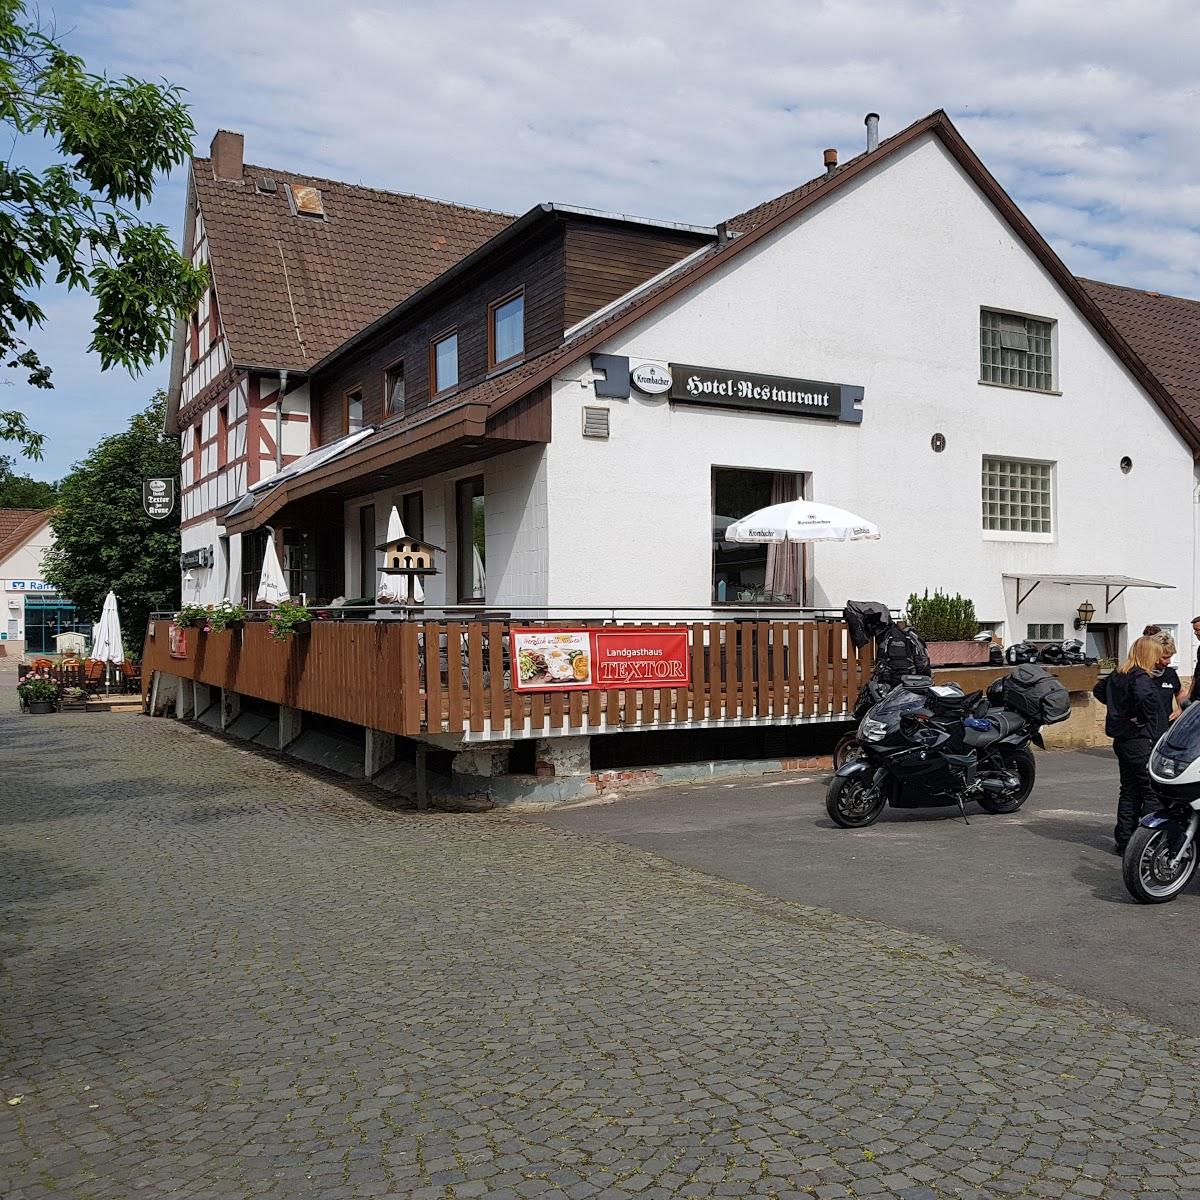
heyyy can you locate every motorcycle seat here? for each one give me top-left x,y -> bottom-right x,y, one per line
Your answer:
964,708 -> 1027,747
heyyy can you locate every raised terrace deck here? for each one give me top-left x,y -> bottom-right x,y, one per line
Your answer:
142,614 -> 876,743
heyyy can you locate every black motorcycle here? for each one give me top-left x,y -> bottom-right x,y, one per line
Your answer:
834,601 -> 931,769
826,680 -> 1040,828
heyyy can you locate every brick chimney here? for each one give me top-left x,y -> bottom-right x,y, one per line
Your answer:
210,130 -> 244,181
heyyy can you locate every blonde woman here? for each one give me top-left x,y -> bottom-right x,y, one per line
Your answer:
1092,635 -> 1169,854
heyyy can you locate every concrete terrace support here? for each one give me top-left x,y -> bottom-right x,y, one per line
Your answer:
192,682 -> 213,720
220,688 -> 241,731
175,677 -> 195,720
277,705 -> 302,751
364,729 -> 396,779
534,736 -> 590,779
150,672 -> 180,718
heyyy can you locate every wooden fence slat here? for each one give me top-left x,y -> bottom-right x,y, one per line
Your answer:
531,691 -> 545,737
819,623 -> 835,716
487,621 -> 505,734
786,621 -> 801,717
400,622 -> 423,735
569,690 -> 584,729
772,623 -> 785,716
691,622 -> 705,723
832,623 -> 846,716
756,621 -> 769,717
549,690 -> 565,731
740,624 -> 754,718
424,622 -> 443,734
587,687 -> 601,730
446,622 -> 464,733
467,623 -> 486,733
605,684 -> 618,728
707,622 -> 720,721
806,621 -> 820,716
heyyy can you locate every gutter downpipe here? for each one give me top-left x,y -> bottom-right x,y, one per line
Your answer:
276,369 -> 288,471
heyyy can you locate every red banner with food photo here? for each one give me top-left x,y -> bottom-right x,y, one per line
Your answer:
510,626 -> 691,692
511,628 -> 594,691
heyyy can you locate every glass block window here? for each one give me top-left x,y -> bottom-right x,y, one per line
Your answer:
1026,623 -> 1065,643
982,457 -> 1053,534
980,309 -> 1054,390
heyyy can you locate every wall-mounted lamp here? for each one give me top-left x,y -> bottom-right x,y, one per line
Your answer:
1074,600 -> 1095,630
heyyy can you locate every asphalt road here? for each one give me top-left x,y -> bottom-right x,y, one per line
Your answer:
541,747 -> 1200,1032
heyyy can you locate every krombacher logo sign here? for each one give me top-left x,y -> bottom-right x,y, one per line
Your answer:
668,363 -> 863,424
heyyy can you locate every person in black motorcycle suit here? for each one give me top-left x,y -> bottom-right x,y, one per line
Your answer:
1093,635 -> 1171,856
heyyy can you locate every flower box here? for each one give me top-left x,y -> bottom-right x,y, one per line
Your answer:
925,639 -> 991,667
26,700 -> 56,715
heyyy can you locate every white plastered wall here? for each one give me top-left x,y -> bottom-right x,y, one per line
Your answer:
539,133 -> 1195,652
340,447 -> 549,609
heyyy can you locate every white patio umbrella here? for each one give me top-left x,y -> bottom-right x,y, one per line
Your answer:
725,500 -> 880,545
91,590 -> 125,663
376,506 -> 405,604
256,538 -> 291,606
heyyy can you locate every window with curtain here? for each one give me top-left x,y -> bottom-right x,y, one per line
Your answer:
712,468 -> 803,605
490,291 -> 524,366
432,331 -> 459,394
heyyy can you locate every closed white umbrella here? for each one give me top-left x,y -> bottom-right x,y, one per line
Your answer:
376,506 -> 404,603
256,538 -> 291,606
91,590 -> 125,663
726,500 -> 880,545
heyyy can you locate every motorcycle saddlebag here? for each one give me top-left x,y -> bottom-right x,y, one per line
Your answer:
1002,663 -> 1072,725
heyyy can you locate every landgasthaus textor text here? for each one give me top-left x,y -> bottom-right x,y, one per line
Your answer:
686,374 -> 832,408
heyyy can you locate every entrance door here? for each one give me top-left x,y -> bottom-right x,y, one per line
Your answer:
1085,622 -> 1122,664
358,504 -> 376,599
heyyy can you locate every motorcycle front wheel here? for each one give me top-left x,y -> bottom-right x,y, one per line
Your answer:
826,774 -> 886,828
1122,825 -> 1199,904
976,746 -> 1036,815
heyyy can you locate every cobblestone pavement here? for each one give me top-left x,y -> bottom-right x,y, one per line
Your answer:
4,698 -> 1200,1198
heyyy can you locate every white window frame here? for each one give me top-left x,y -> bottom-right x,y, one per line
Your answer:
979,307 -> 1058,393
981,456 -> 1056,544
1026,623 -> 1065,645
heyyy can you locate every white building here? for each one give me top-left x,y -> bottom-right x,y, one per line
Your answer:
0,509 -> 90,655
173,111 -> 1200,663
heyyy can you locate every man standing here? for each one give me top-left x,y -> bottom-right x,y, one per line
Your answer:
1191,617 -> 1200,701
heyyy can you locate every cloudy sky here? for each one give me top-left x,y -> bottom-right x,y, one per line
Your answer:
7,0 -> 1200,479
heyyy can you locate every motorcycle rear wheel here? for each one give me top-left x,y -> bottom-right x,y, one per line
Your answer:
1122,825 -> 1198,904
826,775 -> 886,828
833,734 -> 865,770
976,746 -> 1036,814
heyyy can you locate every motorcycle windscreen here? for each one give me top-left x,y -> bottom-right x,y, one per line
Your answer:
870,687 -> 931,719
1156,701 -> 1200,764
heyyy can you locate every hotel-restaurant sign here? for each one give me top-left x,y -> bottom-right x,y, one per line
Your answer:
669,363 -> 863,424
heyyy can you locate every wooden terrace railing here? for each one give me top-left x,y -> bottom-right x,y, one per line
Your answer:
142,611 -> 874,742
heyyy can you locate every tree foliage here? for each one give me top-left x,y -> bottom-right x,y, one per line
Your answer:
0,0 -> 207,458
0,454 -> 55,506
41,391 -> 179,643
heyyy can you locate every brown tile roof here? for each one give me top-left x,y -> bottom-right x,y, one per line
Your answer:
193,159 -> 514,372
1077,277 -> 1200,431
0,508 -> 51,565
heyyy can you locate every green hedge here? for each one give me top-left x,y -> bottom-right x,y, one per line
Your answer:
906,590 -> 979,642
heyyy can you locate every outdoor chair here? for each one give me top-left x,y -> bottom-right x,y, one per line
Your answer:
120,660 -> 141,694
29,657 -> 53,672
81,659 -> 106,697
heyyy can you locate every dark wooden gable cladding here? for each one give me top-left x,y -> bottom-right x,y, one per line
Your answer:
562,219 -> 712,330
313,223 -> 565,445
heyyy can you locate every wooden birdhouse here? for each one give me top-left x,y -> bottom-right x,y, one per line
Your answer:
376,534 -> 442,576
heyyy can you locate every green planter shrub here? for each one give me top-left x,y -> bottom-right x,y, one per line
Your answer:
905,590 -> 979,643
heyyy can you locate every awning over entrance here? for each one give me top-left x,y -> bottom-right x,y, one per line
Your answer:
1003,573 -> 1175,614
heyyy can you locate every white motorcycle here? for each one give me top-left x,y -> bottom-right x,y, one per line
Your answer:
1123,702 -> 1200,903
